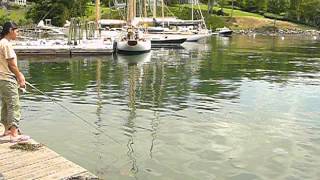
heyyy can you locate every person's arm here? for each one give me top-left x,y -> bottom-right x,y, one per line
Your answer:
7,59 -> 25,88
3,42 -> 26,88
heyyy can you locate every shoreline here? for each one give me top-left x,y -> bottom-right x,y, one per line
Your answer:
233,29 -> 320,36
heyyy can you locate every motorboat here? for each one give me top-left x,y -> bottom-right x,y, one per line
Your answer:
217,27 -> 233,37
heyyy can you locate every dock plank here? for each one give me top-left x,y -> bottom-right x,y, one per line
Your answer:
14,47 -> 113,56
0,135 -> 97,180
0,149 -> 58,172
5,156 -> 67,179
7,157 -> 80,180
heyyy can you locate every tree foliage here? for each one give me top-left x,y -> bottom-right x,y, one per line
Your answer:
24,0 -> 320,28
203,0 -> 320,27
26,0 -> 90,26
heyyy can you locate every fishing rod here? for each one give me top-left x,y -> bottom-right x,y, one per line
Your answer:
25,81 -> 122,145
25,82 -> 153,132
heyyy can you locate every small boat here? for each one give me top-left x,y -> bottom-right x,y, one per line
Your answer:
116,27 -> 151,54
217,27 -> 233,37
151,37 -> 186,44
145,34 -> 187,48
151,38 -> 186,48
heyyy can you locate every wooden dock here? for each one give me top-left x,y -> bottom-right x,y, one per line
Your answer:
0,135 -> 98,180
14,47 -> 113,56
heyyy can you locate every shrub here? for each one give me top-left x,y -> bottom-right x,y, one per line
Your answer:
205,15 -> 226,30
263,12 -> 285,20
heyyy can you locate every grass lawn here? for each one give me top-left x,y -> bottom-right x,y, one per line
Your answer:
86,4 -> 124,20
179,4 -> 263,18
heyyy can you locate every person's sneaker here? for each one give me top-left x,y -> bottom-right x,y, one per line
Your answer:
10,135 -> 31,143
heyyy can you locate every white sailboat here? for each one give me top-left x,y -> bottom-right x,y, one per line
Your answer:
116,0 -> 151,54
146,0 -> 212,42
147,0 -> 187,46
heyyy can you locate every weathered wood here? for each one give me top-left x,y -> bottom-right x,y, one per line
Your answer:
0,135 -> 97,180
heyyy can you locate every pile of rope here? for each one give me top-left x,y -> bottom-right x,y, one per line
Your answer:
63,176 -> 100,180
10,143 -> 44,151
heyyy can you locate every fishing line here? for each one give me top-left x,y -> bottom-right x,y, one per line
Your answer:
26,81 -> 122,145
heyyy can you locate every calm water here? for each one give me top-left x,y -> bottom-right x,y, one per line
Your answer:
17,35 -> 320,179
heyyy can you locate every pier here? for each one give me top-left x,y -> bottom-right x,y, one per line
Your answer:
14,46 -> 114,56
0,135 -> 97,180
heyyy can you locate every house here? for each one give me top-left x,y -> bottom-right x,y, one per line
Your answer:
1,0 -> 27,6
14,0 -> 26,6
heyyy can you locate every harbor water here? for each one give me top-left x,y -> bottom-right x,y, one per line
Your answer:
18,35 -> 320,179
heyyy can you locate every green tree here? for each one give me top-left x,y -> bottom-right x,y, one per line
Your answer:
267,0 -> 289,14
287,0 -> 302,21
0,14 -> 10,26
237,0 -> 267,12
300,0 -> 320,26
26,0 -> 90,26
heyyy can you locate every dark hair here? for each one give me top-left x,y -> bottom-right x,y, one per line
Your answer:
0,21 -> 18,39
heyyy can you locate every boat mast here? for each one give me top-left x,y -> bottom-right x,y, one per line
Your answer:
191,0 -> 193,21
143,0 -> 147,17
133,0 -> 136,19
161,0 -> 164,27
196,0 -> 207,29
95,0 -> 101,29
153,0 -> 156,18
127,0 -> 134,25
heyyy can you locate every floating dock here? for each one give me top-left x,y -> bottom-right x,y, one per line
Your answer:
14,46 -> 114,56
0,135 -> 98,180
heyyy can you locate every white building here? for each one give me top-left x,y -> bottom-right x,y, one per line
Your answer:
14,0 -> 26,5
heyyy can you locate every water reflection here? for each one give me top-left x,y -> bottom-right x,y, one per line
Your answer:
18,35 -> 320,180
116,52 -> 152,66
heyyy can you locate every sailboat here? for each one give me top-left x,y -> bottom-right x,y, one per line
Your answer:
116,0 -> 151,54
144,0 -> 187,47
146,0 -> 212,42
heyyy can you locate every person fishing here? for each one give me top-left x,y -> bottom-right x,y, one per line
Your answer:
0,21 -> 29,142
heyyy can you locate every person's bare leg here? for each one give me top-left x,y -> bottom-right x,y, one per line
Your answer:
9,126 -> 19,138
9,126 -> 29,142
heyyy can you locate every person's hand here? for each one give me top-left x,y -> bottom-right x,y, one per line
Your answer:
17,72 -> 26,88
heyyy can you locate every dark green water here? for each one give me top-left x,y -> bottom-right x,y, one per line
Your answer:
18,35 -> 320,179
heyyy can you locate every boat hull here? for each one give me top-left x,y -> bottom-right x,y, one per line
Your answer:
219,31 -> 233,37
117,49 -> 151,54
151,38 -> 187,44
185,34 -> 211,42
116,39 -> 151,54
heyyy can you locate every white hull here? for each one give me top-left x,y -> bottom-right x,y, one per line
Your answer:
185,33 -> 211,42
116,39 -> 151,53
148,32 -> 211,42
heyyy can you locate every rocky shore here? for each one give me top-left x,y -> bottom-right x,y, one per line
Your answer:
234,28 -> 320,36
